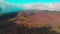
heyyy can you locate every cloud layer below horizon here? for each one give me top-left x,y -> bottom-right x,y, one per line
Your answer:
21,3 -> 60,11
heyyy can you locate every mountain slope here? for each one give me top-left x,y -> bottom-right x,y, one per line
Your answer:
8,11 -> 60,33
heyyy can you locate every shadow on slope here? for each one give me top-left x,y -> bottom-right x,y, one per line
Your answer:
0,12 -> 18,25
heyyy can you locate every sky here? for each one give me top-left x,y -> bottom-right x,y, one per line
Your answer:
5,0 -> 60,4
0,0 -> 60,14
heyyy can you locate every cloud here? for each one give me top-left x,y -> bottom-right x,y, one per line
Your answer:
22,3 -> 60,11
0,0 -> 21,13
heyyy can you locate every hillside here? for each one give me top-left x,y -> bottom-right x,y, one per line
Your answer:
0,11 -> 60,34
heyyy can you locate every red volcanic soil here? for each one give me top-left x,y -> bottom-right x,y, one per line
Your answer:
11,11 -> 60,28
32,12 -> 60,26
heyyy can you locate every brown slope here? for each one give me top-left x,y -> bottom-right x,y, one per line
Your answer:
13,11 -> 60,27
